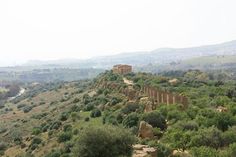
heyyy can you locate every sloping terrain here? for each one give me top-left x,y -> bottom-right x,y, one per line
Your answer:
0,70 -> 236,157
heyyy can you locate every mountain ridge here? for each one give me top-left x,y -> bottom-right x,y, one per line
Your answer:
4,40 -> 236,69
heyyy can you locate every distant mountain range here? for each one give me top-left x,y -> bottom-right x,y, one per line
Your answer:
1,40 -> 236,82
20,40 -> 236,69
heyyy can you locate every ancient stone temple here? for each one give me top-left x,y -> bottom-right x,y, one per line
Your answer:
112,64 -> 132,74
142,85 -> 188,108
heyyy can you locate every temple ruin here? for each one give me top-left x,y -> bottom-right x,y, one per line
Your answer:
142,85 -> 188,107
112,64 -> 132,74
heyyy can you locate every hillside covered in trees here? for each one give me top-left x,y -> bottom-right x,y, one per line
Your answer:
0,70 -> 236,157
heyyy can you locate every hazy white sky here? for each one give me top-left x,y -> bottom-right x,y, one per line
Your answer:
0,0 -> 236,66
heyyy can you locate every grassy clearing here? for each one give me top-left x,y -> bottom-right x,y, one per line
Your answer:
74,111 -> 103,129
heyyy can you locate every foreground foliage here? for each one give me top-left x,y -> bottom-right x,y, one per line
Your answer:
73,126 -> 135,157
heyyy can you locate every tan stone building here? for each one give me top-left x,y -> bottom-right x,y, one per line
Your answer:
112,64 -> 132,74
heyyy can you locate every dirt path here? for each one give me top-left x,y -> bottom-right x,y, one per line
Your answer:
123,78 -> 133,85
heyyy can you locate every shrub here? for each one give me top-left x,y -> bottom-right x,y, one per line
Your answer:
110,97 -> 122,106
191,146 -> 218,157
121,104 -> 140,114
31,137 -> 42,145
155,143 -> 172,157
72,98 -> 80,103
90,109 -> 102,118
71,112 -> 80,122
23,106 -> 33,113
63,142 -> 74,153
122,113 -> 139,128
17,104 -> 26,109
49,121 -> 62,130
214,112 -> 235,131
32,127 -> 42,135
70,105 -> 81,112
73,125 -> 135,157
153,128 -> 163,138
141,111 -> 167,130
84,117 -> 90,122
0,128 -> 7,134
13,136 -> 23,145
83,103 -> 94,111
60,112 -> 69,121
190,127 -> 223,149
58,132 -> 72,143
116,113 -> 123,124
73,129 -> 79,135
63,124 -> 72,132
0,142 -> 7,151
103,114 -> 118,125
228,143 -> 236,157
181,121 -> 199,131
30,144 -> 38,150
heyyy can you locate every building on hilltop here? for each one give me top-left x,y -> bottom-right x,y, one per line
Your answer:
112,64 -> 132,74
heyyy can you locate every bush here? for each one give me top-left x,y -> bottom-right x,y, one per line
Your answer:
63,124 -> 72,132
122,113 -> 139,128
60,112 -> 69,121
71,112 -> 80,122
58,132 -> 72,143
17,104 -> 26,109
73,126 -> 135,157
49,121 -> 62,130
214,112 -> 235,131
23,106 -> 33,113
90,109 -> 102,118
31,137 -> 42,145
190,127 -> 222,149
32,127 -> 42,135
191,146 -> 218,157
0,142 -> 7,151
110,97 -> 122,106
141,111 -> 167,130
121,104 -> 140,114
181,121 -> 199,131
13,136 -> 23,145
103,114 -> 118,125
84,117 -> 90,122
228,143 -> 236,157
83,103 -> 94,111
156,143 -> 172,157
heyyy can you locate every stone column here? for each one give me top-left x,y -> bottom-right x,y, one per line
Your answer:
168,93 -> 174,104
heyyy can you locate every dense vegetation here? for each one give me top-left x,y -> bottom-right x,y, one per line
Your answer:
0,69 -> 236,157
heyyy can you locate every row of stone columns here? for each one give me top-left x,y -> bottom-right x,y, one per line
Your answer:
142,86 -> 188,107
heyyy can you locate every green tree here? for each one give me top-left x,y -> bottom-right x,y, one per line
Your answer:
141,111 -> 167,130
214,112 -> 235,131
73,126 -> 135,157
191,146 -> 218,157
90,109 -> 102,118
122,113 -> 139,128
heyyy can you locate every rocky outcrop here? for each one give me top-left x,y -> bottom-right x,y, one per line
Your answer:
169,78 -> 179,85
133,144 -> 157,157
138,121 -> 154,139
140,97 -> 154,112
216,106 -> 228,112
